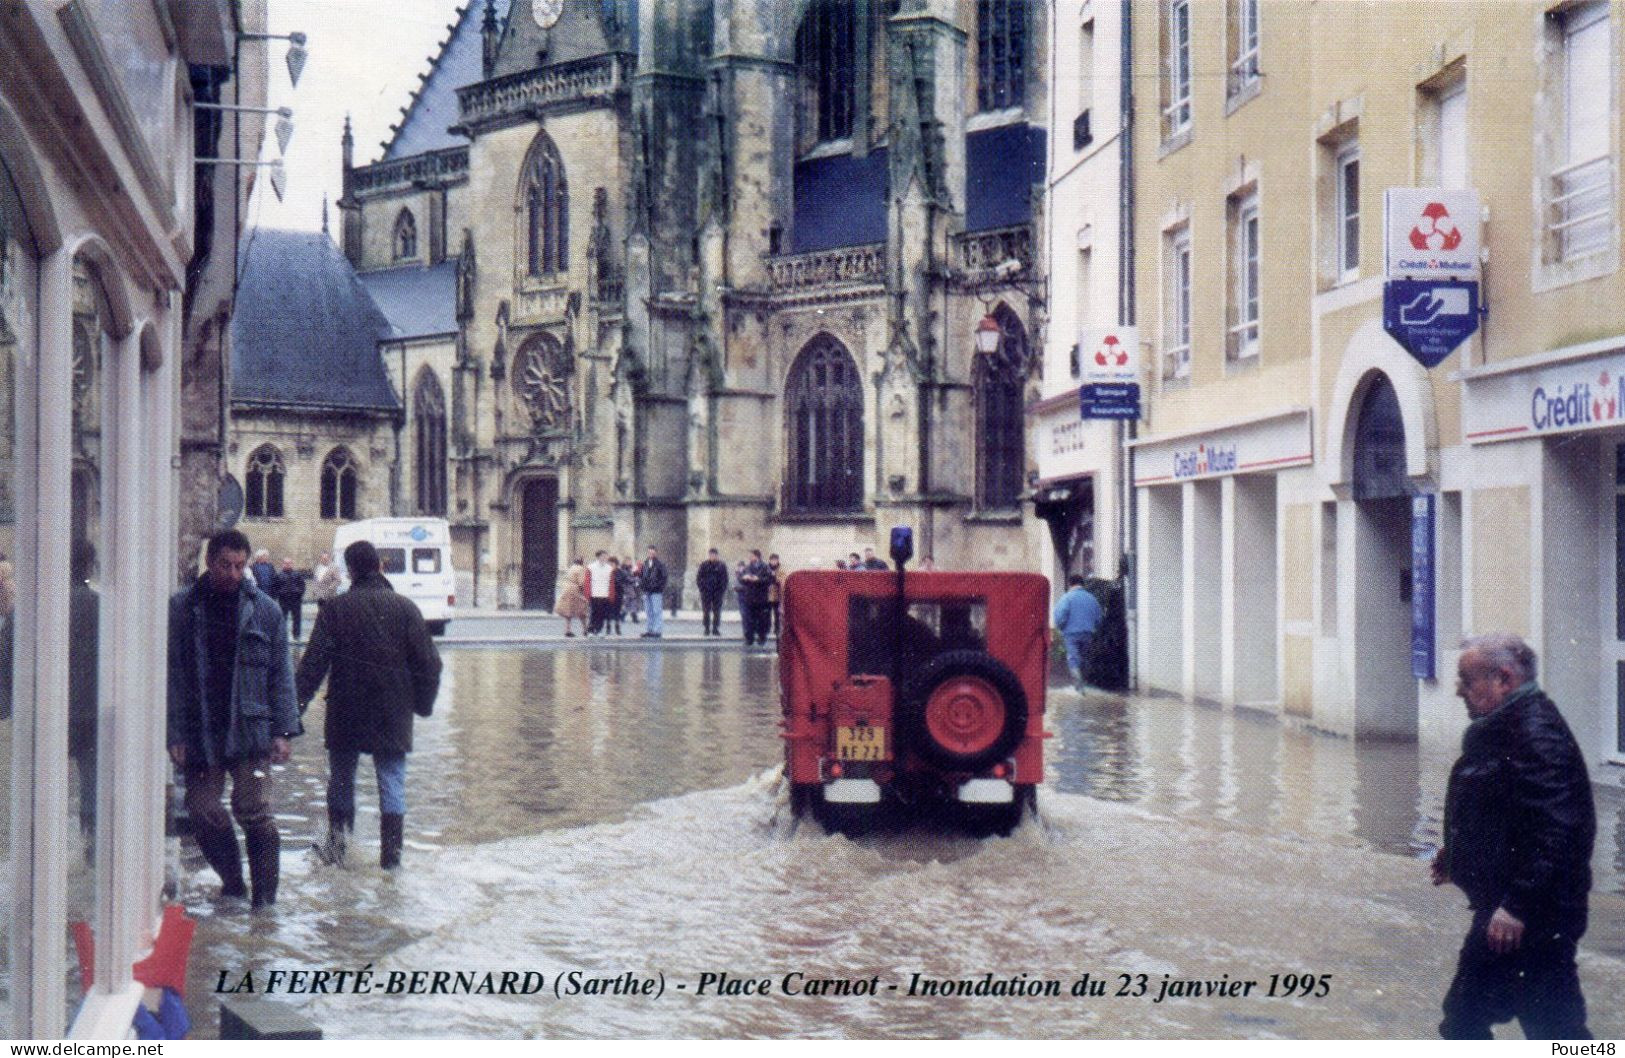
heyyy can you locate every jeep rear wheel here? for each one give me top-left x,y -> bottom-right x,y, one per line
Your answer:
902,649 -> 1028,771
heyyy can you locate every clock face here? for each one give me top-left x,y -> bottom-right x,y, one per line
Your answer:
534,0 -> 563,29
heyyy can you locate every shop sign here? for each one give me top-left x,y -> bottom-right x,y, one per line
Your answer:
1132,410 -> 1313,487
1382,279 -> 1479,368
1079,327 -> 1139,385
1385,188 -> 1480,279
1463,352 -> 1625,444
1412,494 -> 1436,680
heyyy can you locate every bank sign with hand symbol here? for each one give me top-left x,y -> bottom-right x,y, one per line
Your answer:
1383,189 -> 1482,368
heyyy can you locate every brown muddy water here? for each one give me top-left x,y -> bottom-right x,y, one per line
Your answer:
180,646 -> 1625,1039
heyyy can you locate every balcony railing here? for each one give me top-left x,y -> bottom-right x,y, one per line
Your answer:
1549,153 -> 1614,261
767,244 -> 886,291
457,56 -> 627,127
954,225 -> 1033,275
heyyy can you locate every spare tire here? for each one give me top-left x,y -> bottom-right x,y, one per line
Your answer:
901,649 -> 1027,771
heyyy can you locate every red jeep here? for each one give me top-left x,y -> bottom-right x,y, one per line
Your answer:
780,567 -> 1050,834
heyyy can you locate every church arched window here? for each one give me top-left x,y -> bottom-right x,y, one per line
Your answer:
393,208 -> 417,260
795,0 -> 857,145
245,444 -> 285,519
784,334 -> 863,513
521,133 -> 569,276
975,304 -> 1027,510
320,446 -> 359,521
977,0 -> 1027,112
414,369 -> 447,515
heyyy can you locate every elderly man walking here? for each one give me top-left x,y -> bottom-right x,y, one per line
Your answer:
1433,632 -> 1596,1040
167,530 -> 300,910
297,540 -> 442,869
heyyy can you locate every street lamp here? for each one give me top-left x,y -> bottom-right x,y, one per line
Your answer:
975,312 -> 1003,356
239,30 -> 309,89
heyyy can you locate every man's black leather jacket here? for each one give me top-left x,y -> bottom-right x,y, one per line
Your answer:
1441,683 -> 1595,935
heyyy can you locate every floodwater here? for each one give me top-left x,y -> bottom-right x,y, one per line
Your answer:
183,647 -> 1625,1039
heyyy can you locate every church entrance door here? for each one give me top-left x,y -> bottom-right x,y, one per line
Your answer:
521,477 -> 559,610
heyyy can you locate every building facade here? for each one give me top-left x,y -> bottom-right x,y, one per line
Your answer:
1034,0 -> 1126,590
1122,0 -> 1625,781
240,0 -> 1052,608
0,0 -> 269,1037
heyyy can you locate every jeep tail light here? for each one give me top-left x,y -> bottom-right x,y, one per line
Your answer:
991,762 -> 1009,779
828,761 -> 844,779
448,594 -> 456,607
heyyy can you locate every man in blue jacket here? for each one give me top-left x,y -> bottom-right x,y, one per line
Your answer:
167,530 -> 300,910
1052,575 -> 1104,691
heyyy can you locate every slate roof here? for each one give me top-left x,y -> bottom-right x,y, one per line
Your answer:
358,262 -> 459,340
382,0 -> 512,162
232,230 -> 400,412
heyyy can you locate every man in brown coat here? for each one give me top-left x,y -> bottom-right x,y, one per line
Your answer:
296,540 -> 442,868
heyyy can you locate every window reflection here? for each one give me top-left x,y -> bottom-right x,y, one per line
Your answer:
0,148 -> 35,1035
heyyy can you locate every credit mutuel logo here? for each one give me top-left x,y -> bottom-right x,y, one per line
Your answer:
1530,370 -> 1624,431
1173,443 -> 1238,480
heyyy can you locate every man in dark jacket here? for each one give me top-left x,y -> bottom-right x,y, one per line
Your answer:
739,549 -> 773,647
638,545 -> 668,638
1433,632 -> 1595,1039
274,557 -> 306,640
167,530 -> 300,910
297,540 -> 442,869
695,548 -> 729,637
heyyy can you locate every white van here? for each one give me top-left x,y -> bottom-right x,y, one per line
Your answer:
332,518 -> 456,635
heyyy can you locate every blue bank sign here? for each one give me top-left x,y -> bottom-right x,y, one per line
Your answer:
1383,279 -> 1480,369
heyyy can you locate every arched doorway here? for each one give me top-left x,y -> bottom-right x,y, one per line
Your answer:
520,477 -> 559,610
1350,372 -> 1418,738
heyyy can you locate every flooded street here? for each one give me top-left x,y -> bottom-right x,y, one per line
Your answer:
183,645 -> 1625,1039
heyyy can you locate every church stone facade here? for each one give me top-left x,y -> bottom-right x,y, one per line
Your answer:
323,0 -> 1047,608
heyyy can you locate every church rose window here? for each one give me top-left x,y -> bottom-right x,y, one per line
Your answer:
320,447 -> 359,520
245,444 -> 285,519
414,369 -> 447,515
522,133 -> 569,276
976,304 -> 1026,510
513,333 -> 572,433
785,334 -> 863,513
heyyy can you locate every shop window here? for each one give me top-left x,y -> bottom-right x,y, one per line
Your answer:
977,0 -> 1027,112
244,444 -> 285,519
0,148 -> 38,1037
784,334 -> 863,513
413,369 -> 447,515
320,447 -> 359,520
796,0 -> 856,146
976,304 -> 1027,510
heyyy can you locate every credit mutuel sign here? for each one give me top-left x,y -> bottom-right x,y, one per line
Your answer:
1131,409 -> 1313,487
1462,346 -> 1625,444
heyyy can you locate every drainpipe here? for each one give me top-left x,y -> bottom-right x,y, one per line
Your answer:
1118,0 -> 1138,692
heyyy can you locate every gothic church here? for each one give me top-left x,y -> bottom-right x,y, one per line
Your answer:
234,0 -> 1048,607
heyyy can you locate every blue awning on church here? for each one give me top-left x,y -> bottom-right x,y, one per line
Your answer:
791,148 -> 889,254
965,123 -> 1045,232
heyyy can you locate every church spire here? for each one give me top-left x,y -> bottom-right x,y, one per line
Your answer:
482,0 -> 501,78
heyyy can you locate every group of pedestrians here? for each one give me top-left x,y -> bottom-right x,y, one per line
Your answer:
243,548 -> 341,641
556,546 -> 670,637
167,530 -> 441,911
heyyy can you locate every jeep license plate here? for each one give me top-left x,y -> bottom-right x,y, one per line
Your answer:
835,725 -> 885,761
